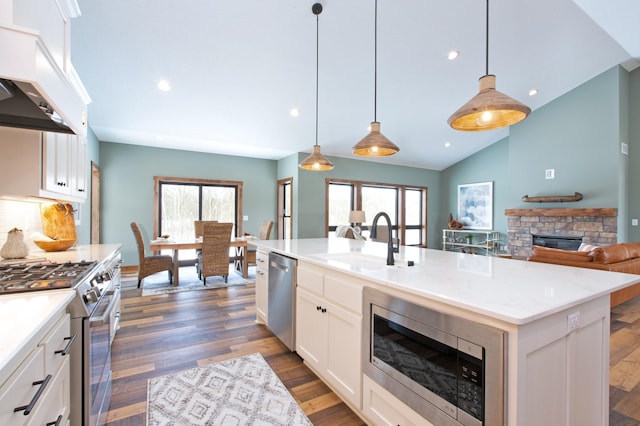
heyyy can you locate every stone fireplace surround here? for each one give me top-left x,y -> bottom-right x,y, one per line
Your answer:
505,208 -> 617,259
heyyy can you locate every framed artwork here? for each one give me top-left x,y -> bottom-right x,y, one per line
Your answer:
457,181 -> 493,230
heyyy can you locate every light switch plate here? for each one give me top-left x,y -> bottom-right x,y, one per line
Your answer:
243,215 -> 248,221
545,169 -> 555,180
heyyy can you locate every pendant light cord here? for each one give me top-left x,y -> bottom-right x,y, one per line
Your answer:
315,11 -> 319,147
485,0 -> 489,76
373,0 -> 378,122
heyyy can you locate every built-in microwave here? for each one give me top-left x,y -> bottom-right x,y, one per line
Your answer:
363,287 -> 506,426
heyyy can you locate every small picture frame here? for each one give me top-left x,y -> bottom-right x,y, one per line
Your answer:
457,181 -> 493,230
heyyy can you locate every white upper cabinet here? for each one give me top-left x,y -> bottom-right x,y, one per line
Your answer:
0,127 -> 87,202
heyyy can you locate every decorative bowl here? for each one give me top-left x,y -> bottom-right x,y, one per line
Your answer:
33,239 -> 76,252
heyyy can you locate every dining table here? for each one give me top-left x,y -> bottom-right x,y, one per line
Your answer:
149,236 -> 253,286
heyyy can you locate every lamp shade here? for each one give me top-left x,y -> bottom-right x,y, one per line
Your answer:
352,122 -> 400,156
448,75 -> 530,131
299,145 -> 334,171
349,210 -> 366,224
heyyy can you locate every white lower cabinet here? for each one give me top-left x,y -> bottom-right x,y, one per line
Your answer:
0,312 -> 72,426
296,263 -> 362,409
362,375 -> 434,426
255,249 -> 269,323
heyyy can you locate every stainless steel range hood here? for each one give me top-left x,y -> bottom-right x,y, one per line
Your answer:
0,78 -> 74,133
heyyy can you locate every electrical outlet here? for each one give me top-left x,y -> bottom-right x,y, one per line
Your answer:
567,311 -> 580,333
633,219 -> 638,226
243,215 -> 248,221
545,169 -> 555,180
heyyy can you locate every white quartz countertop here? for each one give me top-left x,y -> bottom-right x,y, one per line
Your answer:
250,238 -> 640,325
0,243 -> 122,384
0,290 -> 75,384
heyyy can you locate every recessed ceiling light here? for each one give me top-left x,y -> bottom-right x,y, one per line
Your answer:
448,50 -> 459,60
529,88 -> 539,96
444,142 -> 452,148
290,108 -> 300,117
157,80 -> 171,91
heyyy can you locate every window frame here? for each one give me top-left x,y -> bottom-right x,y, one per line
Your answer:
325,178 -> 428,247
153,176 -> 244,238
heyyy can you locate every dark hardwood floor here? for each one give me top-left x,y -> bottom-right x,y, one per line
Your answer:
107,268 -> 640,425
105,270 -> 364,425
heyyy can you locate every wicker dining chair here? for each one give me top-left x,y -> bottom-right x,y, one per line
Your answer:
197,222 -> 233,284
130,222 -> 173,288
245,220 -> 274,266
194,220 -> 218,277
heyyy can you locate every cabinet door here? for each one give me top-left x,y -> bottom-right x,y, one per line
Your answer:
55,134 -> 70,194
70,136 -> 87,198
296,288 -> 326,372
255,268 -> 268,323
42,132 -> 58,192
325,299 -> 362,408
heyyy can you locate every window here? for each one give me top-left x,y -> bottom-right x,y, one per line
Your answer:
277,178 -> 293,239
326,179 -> 428,247
154,177 -> 243,262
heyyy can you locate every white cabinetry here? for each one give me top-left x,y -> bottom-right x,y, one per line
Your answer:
296,263 -> 363,408
42,131 -> 87,198
363,375 -> 433,426
0,127 -> 87,202
255,248 -> 269,324
0,312 -> 73,426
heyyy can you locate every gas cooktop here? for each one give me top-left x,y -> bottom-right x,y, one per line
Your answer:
0,260 -> 97,295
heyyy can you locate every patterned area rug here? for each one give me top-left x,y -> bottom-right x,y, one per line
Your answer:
124,265 -> 255,296
147,352 -> 312,426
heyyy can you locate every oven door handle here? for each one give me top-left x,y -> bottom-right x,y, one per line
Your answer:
90,293 -> 119,327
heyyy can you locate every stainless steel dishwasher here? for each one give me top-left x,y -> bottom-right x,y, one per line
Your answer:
268,252 -> 297,351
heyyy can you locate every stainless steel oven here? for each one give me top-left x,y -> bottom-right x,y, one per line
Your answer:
363,287 -> 506,426
69,251 -> 121,426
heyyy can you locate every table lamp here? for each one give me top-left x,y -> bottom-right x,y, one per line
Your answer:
349,210 -> 366,235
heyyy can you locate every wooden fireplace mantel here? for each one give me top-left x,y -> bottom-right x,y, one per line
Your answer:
504,208 -> 617,217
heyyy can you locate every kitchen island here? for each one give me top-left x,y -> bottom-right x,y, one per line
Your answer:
251,238 -> 640,426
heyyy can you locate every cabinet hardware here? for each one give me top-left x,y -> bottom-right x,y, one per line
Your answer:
321,308 -> 327,313
316,305 -> 322,311
46,415 -> 63,426
55,333 -> 77,356
14,374 -> 52,415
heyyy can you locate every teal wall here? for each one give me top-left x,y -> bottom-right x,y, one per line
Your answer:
440,138 -> 509,249
441,66 -> 638,243
98,142 -> 277,265
629,67 -> 640,241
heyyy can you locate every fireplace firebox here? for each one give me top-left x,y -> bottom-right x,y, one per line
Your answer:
532,234 -> 582,251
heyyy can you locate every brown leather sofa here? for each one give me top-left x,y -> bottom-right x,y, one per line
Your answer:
527,242 -> 640,307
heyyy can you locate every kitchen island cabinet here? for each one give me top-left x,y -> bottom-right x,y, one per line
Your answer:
250,238 -> 640,426
296,263 -> 364,408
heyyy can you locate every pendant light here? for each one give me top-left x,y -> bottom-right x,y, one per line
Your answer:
448,0 -> 530,131
299,3 -> 334,171
352,0 -> 399,157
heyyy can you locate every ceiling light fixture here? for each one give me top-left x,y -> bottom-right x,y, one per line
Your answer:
299,3 -> 334,171
448,0 -> 530,131
352,0 -> 399,157
528,88 -> 539,96
157,80 -> 171,91
448,50 -> 459,60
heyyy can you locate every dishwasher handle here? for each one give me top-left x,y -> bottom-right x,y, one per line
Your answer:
270,261 -> 290,273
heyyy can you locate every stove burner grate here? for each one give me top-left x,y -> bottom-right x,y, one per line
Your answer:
0,260 -> 97,294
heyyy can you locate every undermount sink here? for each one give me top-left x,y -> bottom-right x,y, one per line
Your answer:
310,252 -> 413,270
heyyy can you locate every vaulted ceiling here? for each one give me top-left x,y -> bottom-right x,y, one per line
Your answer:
71,0 -> 640,171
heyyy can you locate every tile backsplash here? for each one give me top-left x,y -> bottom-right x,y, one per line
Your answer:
0,200 -> 45,251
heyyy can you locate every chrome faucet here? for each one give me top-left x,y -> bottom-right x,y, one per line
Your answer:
370,212 -> 398,266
